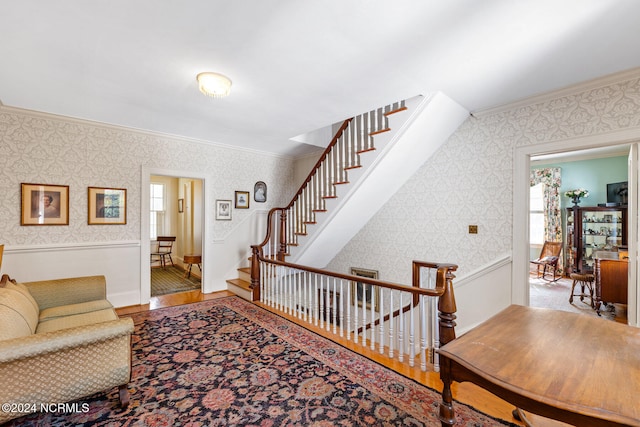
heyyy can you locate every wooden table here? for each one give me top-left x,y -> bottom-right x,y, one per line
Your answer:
438,305 -> 640,426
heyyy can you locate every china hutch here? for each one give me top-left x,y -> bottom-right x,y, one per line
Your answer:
565,206 -> 627,274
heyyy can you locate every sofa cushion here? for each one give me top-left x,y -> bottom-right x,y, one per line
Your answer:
5,281 -> 40,314
39,299 -> 114,322
0,288 -> 39,339
36,308 -> 118,334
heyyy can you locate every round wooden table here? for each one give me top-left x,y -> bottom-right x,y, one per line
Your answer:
183,254 -> 202,279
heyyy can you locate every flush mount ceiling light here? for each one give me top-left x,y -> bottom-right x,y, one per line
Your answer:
196,72 -> 232,98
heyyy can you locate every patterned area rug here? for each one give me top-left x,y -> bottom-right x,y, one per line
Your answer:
9,297 -> 515,426
151,265 -> 201,296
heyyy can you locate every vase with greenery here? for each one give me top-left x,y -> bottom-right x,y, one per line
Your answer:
565,189 -> 589,206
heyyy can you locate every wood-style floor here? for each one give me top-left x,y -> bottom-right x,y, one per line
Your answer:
116,290 -> 524,426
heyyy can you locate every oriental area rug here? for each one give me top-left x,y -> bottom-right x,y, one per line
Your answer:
9,297 -> 515,426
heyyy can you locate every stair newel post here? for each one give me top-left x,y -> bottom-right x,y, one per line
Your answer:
277,209 -> 287,262
437,265 -> 458,346
250,245 -> 262,302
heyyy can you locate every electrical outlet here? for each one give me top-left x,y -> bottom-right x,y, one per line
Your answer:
469,225 -> 478,234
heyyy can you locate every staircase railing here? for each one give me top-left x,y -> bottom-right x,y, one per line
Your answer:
254,100 -> 407,265
252,255 -> 458,372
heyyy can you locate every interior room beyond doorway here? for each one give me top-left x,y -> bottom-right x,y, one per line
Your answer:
150,175 -> 203,297
529,146 -> 630,323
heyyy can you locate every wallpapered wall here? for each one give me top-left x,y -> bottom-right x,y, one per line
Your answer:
327,73 -> 640,285
0,107 -> 295,252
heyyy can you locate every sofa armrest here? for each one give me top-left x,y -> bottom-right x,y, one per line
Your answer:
0,317 -> 134,363
21,275 -> 108,310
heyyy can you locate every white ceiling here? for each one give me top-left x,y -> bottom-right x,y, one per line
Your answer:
2,1 -> 640,157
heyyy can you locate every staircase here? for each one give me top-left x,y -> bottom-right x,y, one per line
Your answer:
227,93 -> 468,300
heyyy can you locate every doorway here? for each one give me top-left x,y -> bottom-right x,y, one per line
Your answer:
141,167 -> 210,304
528,148 -> 630,321
149,175 -> 204,297
513,136 -> 640,327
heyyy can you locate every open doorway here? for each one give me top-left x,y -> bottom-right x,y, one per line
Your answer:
528,147 -> 630,322
149,175 -> 204,297
514,138 -> 638,327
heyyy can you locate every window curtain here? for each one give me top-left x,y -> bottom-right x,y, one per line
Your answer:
530,168 -> 563,271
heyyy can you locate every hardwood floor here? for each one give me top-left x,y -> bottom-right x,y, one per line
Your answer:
116,290 -> 523,426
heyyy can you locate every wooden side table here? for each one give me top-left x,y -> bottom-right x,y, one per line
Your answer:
183,254 -> 201,279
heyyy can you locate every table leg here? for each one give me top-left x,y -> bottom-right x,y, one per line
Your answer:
439,379 -> 455,427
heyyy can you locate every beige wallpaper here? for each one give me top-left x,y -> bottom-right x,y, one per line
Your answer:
327,73 -> 640,283
0,107 -> 295,246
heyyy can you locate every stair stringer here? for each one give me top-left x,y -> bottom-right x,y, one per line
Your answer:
290,92 -> 469,268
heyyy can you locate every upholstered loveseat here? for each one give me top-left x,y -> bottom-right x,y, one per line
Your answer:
0,274 -> 133,423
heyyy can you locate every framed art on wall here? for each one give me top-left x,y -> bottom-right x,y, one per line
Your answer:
254,181 -> 267,203
216,199 -> 232,220
88,187 -> 127,225
21,183 -> 69,226
350,267 -> 380,310
235,191 -> 250,209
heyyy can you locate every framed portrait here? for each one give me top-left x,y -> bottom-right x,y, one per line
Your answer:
216,199 -> 232,220
21,183 -> 69,226
88,187 -> 127,225
350,267 -> 380,310
178,198 -> 184,213
235,191 -> 250,209
254,181 -> 267,203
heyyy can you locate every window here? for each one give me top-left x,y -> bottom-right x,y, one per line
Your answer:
150,183 -> 165,239
530,183 -> 545,245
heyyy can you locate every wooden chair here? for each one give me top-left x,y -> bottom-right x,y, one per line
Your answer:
530,241 -> 562,282
151,236 -> 176,268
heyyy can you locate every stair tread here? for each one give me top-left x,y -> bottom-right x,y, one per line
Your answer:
370,128 -> 391,136
384,106 -> 408,116
356,147 -> 376,154
226,278 -> 251,291
238,267 -> 251,273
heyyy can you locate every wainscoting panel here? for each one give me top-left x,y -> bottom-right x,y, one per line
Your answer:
3,241 -> 141,307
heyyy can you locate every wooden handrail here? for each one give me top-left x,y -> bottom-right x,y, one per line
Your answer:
255,252 -> 454,298
286,119 -> 352,210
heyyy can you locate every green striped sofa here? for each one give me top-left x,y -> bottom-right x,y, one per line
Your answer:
0,274 -> 133,423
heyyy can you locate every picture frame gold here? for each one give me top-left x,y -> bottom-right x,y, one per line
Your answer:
21,183 -> 69,226
350,267 -> 380,310
235,191 -> 250,209
88,187 -> 127,225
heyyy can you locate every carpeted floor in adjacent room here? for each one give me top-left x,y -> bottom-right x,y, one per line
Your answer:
8,297 -> 516,426
151,265 -> 201,297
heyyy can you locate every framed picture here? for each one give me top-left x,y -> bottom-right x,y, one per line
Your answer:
21,183 -> 69,226
350,267 -> 380,310
254,181 -> 267,203
235,191 -> 250,209
216,199 -> 232,220
178,198 -> 184,213
88,187 -> 126,225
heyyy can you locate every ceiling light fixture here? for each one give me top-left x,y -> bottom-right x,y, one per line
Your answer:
196,72 -> 232,98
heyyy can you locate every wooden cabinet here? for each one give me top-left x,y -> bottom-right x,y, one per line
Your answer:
565,206 -> 626,274
594,258 -> 628,313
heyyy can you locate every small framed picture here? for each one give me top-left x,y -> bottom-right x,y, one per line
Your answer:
178,198 -> 184,213
21,183 -> 69,226
88,187 -> 127,225
216,199 -> 232,220
235,191 -> 250,209
254,181 -> 267,203
350,267 -> 380,311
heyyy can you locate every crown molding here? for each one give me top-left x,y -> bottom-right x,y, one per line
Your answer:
0,104 -> 292,160
473,67 -> 640,118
